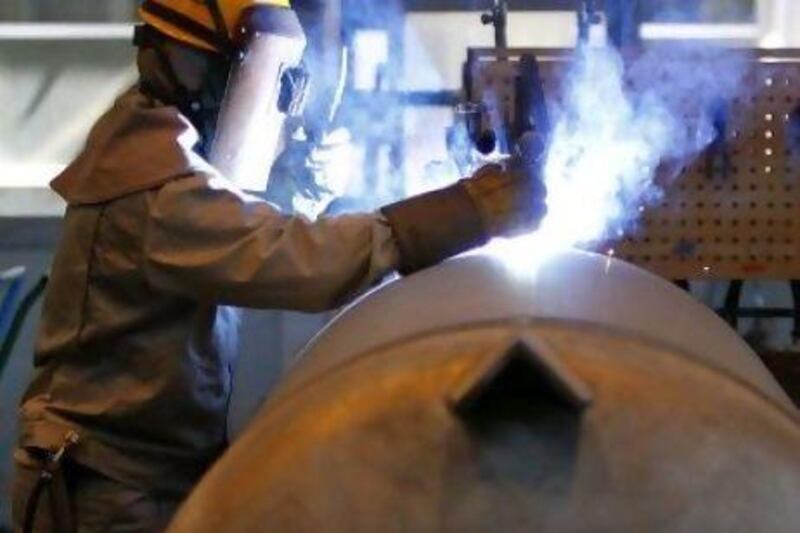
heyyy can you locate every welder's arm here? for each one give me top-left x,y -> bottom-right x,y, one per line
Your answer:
382,156 -> 547,275
144,175 -> 399,312
145,147 -> 545,309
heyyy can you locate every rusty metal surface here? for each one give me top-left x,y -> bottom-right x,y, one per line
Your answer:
169,321 -> 800,533
282,252 -> 792,409
468,48 -> 800,279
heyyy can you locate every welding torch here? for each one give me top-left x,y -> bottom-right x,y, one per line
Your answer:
270,47 -> 350,205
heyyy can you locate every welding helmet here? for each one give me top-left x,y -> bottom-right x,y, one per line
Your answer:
139,0 -> 309,192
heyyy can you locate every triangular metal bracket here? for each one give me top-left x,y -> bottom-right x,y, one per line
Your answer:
448,336 -> 593,418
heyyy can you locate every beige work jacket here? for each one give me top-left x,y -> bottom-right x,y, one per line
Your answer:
17,88 -> 399,494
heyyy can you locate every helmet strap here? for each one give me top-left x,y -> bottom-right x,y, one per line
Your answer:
203,0 -> 234,52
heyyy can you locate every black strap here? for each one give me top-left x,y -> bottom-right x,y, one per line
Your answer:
140,0 -> 233,55
22,471 -> 49,533
203,0 -> 232,47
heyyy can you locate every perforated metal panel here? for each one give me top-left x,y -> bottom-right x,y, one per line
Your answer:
468,48 -> 800,280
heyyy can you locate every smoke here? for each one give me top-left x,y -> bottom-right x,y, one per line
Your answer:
297,7 -> 751,274
487,42 -> 748,267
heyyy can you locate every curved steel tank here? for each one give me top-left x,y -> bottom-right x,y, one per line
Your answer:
170,251 -> 800,533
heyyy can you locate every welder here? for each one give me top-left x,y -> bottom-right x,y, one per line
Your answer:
11,1 -> 546,531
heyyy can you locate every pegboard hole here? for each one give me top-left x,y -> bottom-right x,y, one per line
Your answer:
765,76 -> 774,87
765,113 -> 774,122
765,130 -> 774,139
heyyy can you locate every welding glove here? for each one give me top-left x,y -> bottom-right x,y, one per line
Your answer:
382,136 -> 547,275
267,128 -> 354,218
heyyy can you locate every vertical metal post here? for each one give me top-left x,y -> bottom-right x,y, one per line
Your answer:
577,0 -> 596,44
481,0 -> 508,53
605,0 -> 643,49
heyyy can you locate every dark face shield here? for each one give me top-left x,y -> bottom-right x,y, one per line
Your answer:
209,6 -> 308,192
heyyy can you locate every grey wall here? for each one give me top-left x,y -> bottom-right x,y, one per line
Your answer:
0,0 -> 137,22
0,40 -> 138,170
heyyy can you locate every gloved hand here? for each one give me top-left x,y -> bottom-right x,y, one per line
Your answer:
382,133 -> 547,274
266,128 -> 354,218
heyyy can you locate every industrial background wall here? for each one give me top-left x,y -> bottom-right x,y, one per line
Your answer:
0,0 -> 137,22
4,0 -> 800,531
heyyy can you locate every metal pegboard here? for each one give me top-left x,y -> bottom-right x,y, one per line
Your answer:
467,48 -> 800,280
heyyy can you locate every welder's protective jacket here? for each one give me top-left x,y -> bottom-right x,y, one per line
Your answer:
18,88 -> 399,494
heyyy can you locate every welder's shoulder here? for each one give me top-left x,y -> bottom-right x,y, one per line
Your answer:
145,170 -> 278,231
51,88 -> 211,207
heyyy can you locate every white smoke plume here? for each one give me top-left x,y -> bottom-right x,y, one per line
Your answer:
298,6 -> 749,272
488,43 -> 747,266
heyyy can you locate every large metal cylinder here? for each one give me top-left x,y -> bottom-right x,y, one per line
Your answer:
170,251 -> 800,533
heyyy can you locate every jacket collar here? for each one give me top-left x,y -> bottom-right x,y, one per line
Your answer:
51,87 -> 214,206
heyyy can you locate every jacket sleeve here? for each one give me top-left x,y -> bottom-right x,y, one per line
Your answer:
143,174 -> 400,312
